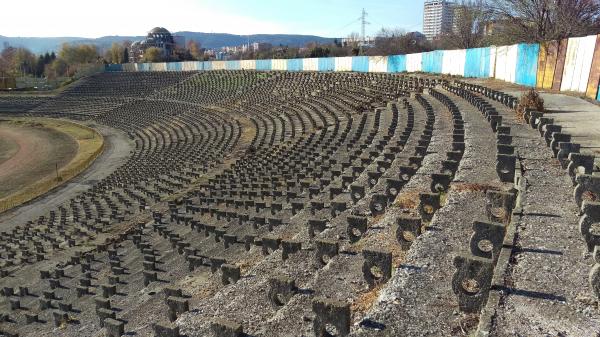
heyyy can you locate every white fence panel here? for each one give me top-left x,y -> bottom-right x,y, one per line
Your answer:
406,53 -> 422,72
303,58 -> 318,71
489,46 -> 497,78
442,49 -> 466,76
335,57 -> 352,71
368,56 -> 388,73
272,59 -> 287,71
122,63 -> 135,71
495,45 -> 517,83
240,60 -> 256,70
561,35 -> 597,92
495,46 -> 508,81
150,63 -> 166,71
182,62 -> 196,71
506,45 -> 518,83
212,61 -> 226,70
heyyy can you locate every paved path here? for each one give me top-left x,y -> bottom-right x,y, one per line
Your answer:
465,78 -> 600,157
510,91 -> 600,156
0,122 -> 134,231
479,93 -> 600,336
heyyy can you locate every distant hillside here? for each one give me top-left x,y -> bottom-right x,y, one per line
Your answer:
0,32 -> 336,54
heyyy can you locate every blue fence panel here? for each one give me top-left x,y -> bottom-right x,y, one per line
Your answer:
139,63 -> 151,72
318,57 -> 335,71
464,47 -> 490,78
256,59 -> 272,71
422,52 -> 431,73
204,61 -> 213,71
351,56 -> 370,72
482,47 -> 491,78
226,60 -> 240,70
287,59 -> 303,71
597,85 -> 600,101
105,64 -> 122,72
422,51 -> 443,73
515,43 -> 540,87
387,55 -> 406,73
166,62 -> 183,71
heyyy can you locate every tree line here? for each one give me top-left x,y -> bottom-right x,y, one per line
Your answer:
0,43 -> 105,79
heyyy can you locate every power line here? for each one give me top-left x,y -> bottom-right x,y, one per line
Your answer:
328,18 -> 362,38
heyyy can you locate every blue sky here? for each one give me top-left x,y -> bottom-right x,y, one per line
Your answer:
0,0 -> 425,38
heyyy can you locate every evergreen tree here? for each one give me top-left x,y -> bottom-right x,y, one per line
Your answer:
35,55 -> 45,77
123,48 -> 129,63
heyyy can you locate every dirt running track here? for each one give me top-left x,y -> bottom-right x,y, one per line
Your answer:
0,123 -> 134,231
0,123 -> 78,198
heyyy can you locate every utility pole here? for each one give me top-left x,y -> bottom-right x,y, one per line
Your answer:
359,8 -> 370,54
361,8 -> 370,44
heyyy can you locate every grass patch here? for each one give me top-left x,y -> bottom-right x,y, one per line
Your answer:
0,117 -> 104,213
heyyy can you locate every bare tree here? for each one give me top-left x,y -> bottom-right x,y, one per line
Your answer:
187,40 -> 202,60
369,28 -> 431,55
488,0 -> 600,42
448,0 -> 490,49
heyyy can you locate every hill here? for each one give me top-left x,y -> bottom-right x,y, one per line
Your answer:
0,32 -> 336,54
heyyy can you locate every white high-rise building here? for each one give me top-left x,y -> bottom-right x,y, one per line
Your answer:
423,0 -> 456,40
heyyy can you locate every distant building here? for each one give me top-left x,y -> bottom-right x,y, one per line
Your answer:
406,31 -> 427,42
341,36 -> 375,48
129,27 -> 179,62
220,42 -> 272,55
452,4 -> 466,35
423,0 -> 456,40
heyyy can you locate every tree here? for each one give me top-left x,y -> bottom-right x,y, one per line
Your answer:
487,0 -> 600,42
344,32 -> 361,48
0,46 -> 37,76
143,47 -> 164,62
123,48 -> 129,63
367,29 -> 431,56
187,40 -> 202,60
35,55 -> 46,77
109,43 -> 124,64
0,47 -> 14,76
48,58 -> 68,78
308,46 -> 330,58
438,0 -> 490,49
58,43 -> 99,64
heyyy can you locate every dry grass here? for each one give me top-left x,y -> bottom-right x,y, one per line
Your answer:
450,182 -> 501,193
0,117 -> 104,213
583,191 -> 598,203
351,284 -> 384,314
235,115 -> 257,148
450,313 -> 480,336
516,88 -> 544,122
393,190 -> 421,209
